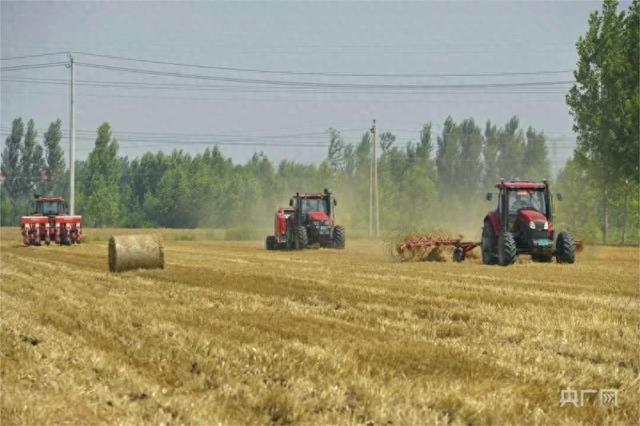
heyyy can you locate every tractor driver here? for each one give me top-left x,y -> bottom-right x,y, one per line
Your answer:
509,191 -> 534,213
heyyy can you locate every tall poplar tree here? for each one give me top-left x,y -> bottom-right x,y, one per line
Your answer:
566,0 -> 640,242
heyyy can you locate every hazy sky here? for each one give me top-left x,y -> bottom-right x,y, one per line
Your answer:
0,1 -> 610,172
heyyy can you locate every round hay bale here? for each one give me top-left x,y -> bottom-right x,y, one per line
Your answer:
108,234 -> 164,272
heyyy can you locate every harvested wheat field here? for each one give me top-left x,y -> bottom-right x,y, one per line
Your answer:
0,228 -> 638,425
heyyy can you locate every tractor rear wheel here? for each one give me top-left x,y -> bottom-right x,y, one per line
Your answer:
498,232 -> 517,266
333,225 -> 346,249
265,235 -> 276,250
481,221 -> 497,265
555,231 -> 576,264
294,226 -> 308,250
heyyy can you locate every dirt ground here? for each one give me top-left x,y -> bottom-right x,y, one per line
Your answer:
1,228 -> 638,425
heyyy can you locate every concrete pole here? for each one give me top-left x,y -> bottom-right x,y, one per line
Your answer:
372,119 -> 379,237
373,123 -> 379,237
369,122 -> 374,238
68,53 -> 75,215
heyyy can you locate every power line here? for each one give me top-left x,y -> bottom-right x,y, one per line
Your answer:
0,78 -> 570,99
1,76 -> 570,92
74,61 -> 575,91
0,62 -> 68,71
0,51 -> 69,61
70,51 -> 573,79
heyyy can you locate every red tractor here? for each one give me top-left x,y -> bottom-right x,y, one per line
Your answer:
481,180 -> 575,265
266,188 -> 346,250
21,196 -> 83,246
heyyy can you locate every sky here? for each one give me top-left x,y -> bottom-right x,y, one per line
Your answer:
0,1 -> 613,173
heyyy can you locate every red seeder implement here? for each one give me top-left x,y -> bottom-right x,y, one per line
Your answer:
391,237 -> 480,262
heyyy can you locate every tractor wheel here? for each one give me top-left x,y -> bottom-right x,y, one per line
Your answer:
481,221 -> 497,265
452,247 -> 465,262
555,231 -> 576,264
265,235 -> 276,250
497,232 -> 517,266
294,226 -> 308,250
333,225 -> 346,249
531,254 -> 553,263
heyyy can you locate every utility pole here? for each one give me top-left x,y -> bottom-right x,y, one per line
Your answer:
369,121 -> 374,238
372,119 -> 379,237
67,53 -> 75,215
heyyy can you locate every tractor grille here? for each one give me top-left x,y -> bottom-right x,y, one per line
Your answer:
313,221 -> 331,235
520,222 -> 551,248
531,229 -> 548,240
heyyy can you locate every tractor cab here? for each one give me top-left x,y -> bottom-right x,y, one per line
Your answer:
494,182 -> 552,235
29,197 -> 67,217
483,180 -> 575,265
289,188 -> 336,227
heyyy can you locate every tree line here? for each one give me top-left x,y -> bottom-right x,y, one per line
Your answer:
2,113 -> 636,243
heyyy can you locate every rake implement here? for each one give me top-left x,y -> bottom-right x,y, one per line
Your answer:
388,237 -> 480,262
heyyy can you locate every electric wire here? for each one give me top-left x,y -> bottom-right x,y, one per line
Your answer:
0,62 -> 68,71
70,51 -> 574,78
0,51 -> 69,61
1,76 -> 570,94
75,61 -> 575,90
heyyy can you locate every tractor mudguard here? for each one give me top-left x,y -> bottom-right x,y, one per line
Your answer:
485,211 -> 502,237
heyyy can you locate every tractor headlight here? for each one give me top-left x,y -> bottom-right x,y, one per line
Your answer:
529,221 -> 536,230
543,221 -> 549,230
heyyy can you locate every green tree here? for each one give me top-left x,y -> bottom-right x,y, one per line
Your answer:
379,131 -> 396,152
1,118 -> 25,223
497,116 -> 525,180
458,118 -> 483,198
42,119 -> 65,196
20,119 -> 44,195
436,116 -> 460,195
327,128 -> 345,172
343,144 -> 356,176
83,123 -> 121,227
555,158 -> 602,241
483,121 -> 499,190
522,127 -> 551,180
416,123 -> 433,161
566,0 -> 640,242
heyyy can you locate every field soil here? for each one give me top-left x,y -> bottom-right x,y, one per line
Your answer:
1,228 -> 638,425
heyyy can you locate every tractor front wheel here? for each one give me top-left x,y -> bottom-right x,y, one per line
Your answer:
555,232 -> 576,264
498,232 -> 517,266
294,226 -> 308,250
481,221 -> 497,265
333,225 -> 346,249
265,235 -> 277,250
